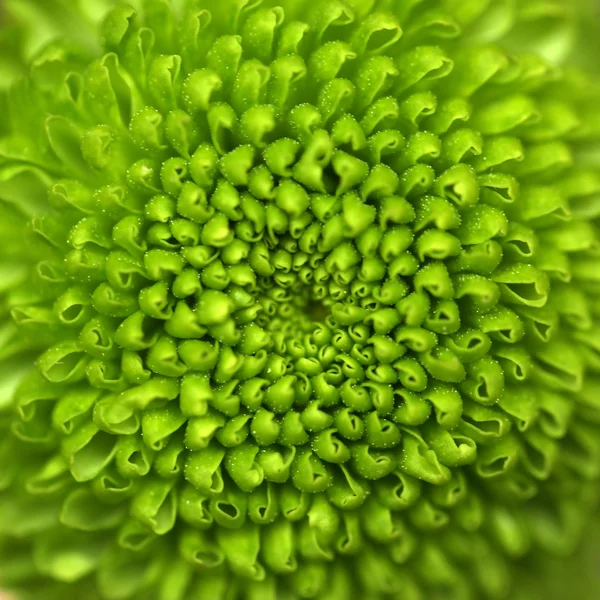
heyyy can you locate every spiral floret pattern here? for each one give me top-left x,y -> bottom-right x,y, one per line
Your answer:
1,1 -> 600,599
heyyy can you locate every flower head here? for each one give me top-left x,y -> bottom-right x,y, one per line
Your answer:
0,1 -> 600,599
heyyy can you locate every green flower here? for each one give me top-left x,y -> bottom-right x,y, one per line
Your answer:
0,1 -> 599,599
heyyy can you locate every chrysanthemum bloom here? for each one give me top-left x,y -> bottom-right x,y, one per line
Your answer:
1,0 -> 599,599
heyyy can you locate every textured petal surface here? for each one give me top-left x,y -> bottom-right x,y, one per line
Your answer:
0,1 -> 599,599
